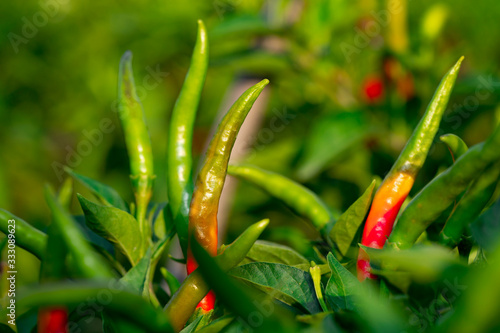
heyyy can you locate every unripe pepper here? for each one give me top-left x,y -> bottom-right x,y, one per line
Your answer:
0,209 -> 47,260
167,21 -> 209,255
118,51 -> 155,241
439,160 -> 500,248
357,57 -> 463,281
227,164 -> 332,231
187,79 -> 269,311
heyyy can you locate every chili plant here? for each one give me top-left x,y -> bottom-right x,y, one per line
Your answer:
2,20 -> 500,333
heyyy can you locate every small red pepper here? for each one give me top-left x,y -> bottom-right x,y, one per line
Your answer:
362,76 -> 384,102
38,307 -> 68,333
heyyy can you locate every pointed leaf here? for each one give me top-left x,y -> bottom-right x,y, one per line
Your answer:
229,262 -> 321,313
179,315 -> 203,333
471,199 -> 500,251
66,167 -> 127,211
44,186 -> 114,279
77,194 -> 143,265
195,316 -> 234,333
120,249 -> 152,294
325,253 -> 361,312
329,179 -> 376,258
239,240 -> 309,269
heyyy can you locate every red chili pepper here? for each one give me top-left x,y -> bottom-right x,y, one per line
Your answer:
38,307 -> 68,333
362,76 -> 384,102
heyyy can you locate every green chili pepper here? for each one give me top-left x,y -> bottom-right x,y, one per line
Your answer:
44,186 -> 114,279
389,123 -> 500,249
118,51 -> 155,239
439,160 -> 500,248
358,57 -> 463,281
440,134 -> 468,162
0,209 -> 47,260
167,20 -> 209,255
14,282 -> 173,333
187,79 -> 269,311
165,219 -> 269,332
227,164 -> 332,231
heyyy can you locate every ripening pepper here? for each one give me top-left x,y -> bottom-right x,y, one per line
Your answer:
357,57 -> 463,281
186,79 -> 269,311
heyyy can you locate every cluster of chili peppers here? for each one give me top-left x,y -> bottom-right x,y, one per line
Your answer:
2,18 -> 500,333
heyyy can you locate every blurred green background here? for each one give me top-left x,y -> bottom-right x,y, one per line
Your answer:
1,0 -> 500,283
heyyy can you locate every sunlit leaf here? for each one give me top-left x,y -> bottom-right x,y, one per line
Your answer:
329,179 -> 376,258
230,262 -> 321,314
239,240 -> 309,270
78,194 -> 143,265
66,167 -> 127,211
325,252 -> 360,312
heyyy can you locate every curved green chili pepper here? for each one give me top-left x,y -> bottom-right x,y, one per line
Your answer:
118,51 -> 155,239
14,282 -> 173,333
389,123 -> 500,249
44,186 -> 114,279
227,164 -> 332,230
440,134 -> 468,162
167,20 -> 209,256
439,160 -> 500,248
165,219 -> 269,332
358,57 -> 463,281
0,209 -> 47,260
187,79 -> 269,311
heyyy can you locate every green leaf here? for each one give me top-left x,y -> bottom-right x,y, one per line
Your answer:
298,313 -> 342,333
230,262 -> 321,314
77,194 -> 143,265
179,315 -> 203,333
120,248 -> 152,294
160,268 -> 180,295
195,316 -> 234,333
329,179 -> 376,258
57,177 -> 73,208
361,244 -> 463,283
44,186 -> 114,279
325,252 -> 361,312
66,167 -> 127,211
239,240 -> 310,269
471,198 -> 500,251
